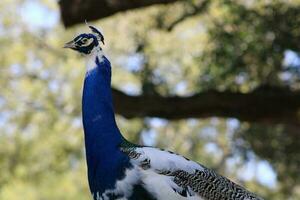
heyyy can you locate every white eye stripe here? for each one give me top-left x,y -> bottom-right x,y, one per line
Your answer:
74,36 -> 83,43
81,38 -> 94,46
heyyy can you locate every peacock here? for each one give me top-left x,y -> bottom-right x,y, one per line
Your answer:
64,25 -> 264,200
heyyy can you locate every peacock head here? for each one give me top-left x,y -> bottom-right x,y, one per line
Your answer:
64,25 -> 105,55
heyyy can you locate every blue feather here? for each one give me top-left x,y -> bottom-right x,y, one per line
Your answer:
82,56 -> 131,195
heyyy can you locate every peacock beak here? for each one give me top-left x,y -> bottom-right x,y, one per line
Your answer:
64,40 -> 77,49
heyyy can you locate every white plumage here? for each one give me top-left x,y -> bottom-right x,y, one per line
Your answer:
131,147 -> 204,200
119,146 -> 263,200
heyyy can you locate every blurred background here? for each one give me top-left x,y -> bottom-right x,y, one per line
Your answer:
0,0 -> 300,199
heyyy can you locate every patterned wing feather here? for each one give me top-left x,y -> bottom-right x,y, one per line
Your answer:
162,168 -> 263,200
120,145 -> 264,200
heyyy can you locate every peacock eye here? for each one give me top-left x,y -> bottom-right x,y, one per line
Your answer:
82,38 -> 88,43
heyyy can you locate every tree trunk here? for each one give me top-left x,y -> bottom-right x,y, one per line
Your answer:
59,0 -> 182,27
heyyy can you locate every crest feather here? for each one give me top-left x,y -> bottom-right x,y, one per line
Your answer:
85,20 -> 105,45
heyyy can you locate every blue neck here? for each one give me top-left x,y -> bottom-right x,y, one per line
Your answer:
82,56 -> 129,194
82,56 -> 121,149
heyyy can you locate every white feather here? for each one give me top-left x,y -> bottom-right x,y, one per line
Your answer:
92,165 -> 140,200
85,46 -> 104,73
133,147 -> 203,173
130,147 -> 204,200
141,170 -> 203,200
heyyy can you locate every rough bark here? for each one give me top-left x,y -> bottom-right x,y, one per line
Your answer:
112,87 -> 300,125
59,0 -> 182,27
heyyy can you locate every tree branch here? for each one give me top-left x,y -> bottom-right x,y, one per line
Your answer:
59,0 -> 182,27
166,0 -> 211,31
112,87 -> 300,125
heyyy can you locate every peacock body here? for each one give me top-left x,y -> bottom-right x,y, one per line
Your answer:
64,26 -> 264,200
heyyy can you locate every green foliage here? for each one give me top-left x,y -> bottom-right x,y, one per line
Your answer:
0,0 -> 299,199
